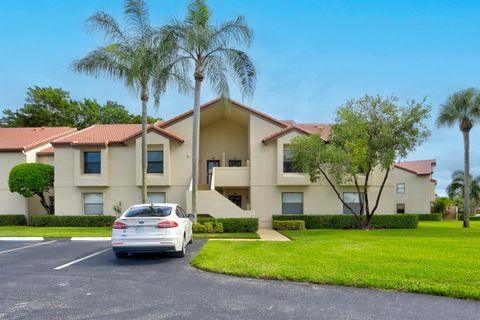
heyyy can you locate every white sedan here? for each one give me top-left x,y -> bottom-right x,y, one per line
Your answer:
111,203 -> 193,259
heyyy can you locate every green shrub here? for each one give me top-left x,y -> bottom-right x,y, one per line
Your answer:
409,213 -> 442,221
458,214 -> 480,221
197,217 -> 258,232
272,214 -> 418,229
30,215 -> 116,227
212,221 -> 224,233
272,220 -> 305,231
193,221 -> 224,233
0,215 -> 26,226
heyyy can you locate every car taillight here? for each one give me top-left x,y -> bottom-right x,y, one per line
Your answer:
157,221 -> 178,228
113,221 -> 128,229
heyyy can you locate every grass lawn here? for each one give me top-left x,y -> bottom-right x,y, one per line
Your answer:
0,226 -> 111,237
192,221 -> 480,300
194,232 -> 259,239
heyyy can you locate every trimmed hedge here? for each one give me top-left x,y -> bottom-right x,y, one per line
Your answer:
197,217 -> 258,232
413,213 -> 442,221
458,214 -> 480,221
31,215 -> 116,227
0,215 -> 26,226
272,214 -> 418,229
272,220 -> 305,231
193,221 -> 223,233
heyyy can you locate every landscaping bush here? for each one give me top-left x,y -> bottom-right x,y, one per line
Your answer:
197,217 -> 258,232
193,221 -> 223,233
0,215 -> 26,226
272,220 -> 305,231
458,214 -> 480,221
409,213 -> 442,221
30,215 -> 116,227
272,214 -> 418,229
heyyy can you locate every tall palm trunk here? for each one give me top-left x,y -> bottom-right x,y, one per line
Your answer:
463,130 -> 471,228
141,87 -> 149,204
191,74 -> 202,217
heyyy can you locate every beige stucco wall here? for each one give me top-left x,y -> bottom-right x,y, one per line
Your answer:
0,152 -> 28,214
393,168 -> 433,214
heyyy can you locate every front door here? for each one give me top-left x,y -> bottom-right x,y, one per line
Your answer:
228,195 -> 242,208
207,160 -> 220,185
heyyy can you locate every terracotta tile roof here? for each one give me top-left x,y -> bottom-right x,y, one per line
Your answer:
0,127 -> 77,152
160,97 -> 288,129
394,160 -> 436,176
52,124 -> 184,147
262,122 -> 331,144
37,146 -> 55,157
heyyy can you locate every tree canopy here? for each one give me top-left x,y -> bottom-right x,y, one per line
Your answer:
291,95 -> 431,229
9,163 -> 54,214
0,86 -> 159,128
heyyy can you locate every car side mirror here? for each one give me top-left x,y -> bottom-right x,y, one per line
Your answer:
187,214 -> 195,220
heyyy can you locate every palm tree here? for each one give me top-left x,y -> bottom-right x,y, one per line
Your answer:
162,0 -> 256,216
73,0 -> 184,203
447,170 -> 480,214
437,88 -> 480,227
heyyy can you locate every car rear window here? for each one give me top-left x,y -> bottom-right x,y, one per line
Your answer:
124,206 -> 172,217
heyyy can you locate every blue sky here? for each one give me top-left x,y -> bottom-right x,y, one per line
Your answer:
2,0 -> 480,196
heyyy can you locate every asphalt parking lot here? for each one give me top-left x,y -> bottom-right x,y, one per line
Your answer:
0,239 -> 479,320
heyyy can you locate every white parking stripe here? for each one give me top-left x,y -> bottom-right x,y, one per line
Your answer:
0,240 -> 56,255
53,248 -> 110,270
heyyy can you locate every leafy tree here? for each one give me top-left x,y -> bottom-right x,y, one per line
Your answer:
292,95 -> 431,229
9,163 -> 54,218
431,196 -> 453,214
447,170 -> 480,214
73,0 -> 185,203
0,86 -> 159,128
437,88 -> 480,227
162,0 -> 256,215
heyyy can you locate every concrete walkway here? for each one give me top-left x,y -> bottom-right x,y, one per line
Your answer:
210,228 -> 290,242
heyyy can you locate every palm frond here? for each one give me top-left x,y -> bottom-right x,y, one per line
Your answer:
210,16 -> 253,48
87,11 -> 129,45
437,87 -> 480,128
72,46 -> 130,81
217,48 -> 256,98
204,55 -> 230,97
124,0 -> 152,38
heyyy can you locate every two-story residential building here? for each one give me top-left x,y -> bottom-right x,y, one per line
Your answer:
48,98 -> 436,227
0,127 -> 77,215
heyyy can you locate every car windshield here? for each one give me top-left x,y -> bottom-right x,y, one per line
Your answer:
124,206 -> 172,217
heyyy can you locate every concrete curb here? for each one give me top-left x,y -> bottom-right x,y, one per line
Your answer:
0,237 -> 44,241
70,237 -> 111,241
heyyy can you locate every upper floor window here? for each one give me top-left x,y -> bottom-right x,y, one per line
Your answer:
229,159 -> 242,167
343,192 -> 363,214
283,149 -> 302,173
84,193 -> 103,215
84,151 -> 101,174
282,192 -> 303,214
396,183 -> 405,193
147,151 -> 163,173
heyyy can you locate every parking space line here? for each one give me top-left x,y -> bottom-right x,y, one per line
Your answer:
0,240 -> 57,255
53,248 -> 110,270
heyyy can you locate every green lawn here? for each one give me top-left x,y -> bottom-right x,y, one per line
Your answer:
0,226 -> 111,237
194,232 -> 259,239
192,221 -> 480,300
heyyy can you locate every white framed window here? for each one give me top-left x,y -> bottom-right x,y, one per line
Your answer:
343,192 -> 364,214
282,192 -> 303,214
147,192 -> 166,204
396,183 -> 405,193
84,193 -> 103,215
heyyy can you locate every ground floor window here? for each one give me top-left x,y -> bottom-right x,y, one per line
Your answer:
343,192 -> 364,214
282,192 -> 303,214
84,193 -> 103,215
396,203 -> 406,214
147,192 -> 166,204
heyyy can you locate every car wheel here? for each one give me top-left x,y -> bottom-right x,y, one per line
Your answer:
176,236 -> 186,258
115,252 -> 128,259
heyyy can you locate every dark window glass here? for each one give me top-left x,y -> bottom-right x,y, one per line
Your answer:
229,160 -> 242,167
282,192 -> 303,214
147,151 -> 163,173
343,192 -> 364,214
283,149 -> 302,173
124,206 -> 172,217
396,203 -> 406,214
84,151 -> 101,174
